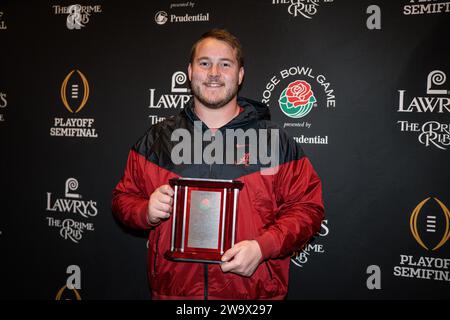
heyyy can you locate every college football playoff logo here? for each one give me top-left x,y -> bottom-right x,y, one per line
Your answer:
410,197 -> 450,251
60,69 -> 90,113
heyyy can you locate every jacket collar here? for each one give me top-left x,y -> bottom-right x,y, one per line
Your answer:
183,96 -> 271,131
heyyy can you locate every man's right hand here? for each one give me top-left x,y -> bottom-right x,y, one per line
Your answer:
147,184 -> 174,225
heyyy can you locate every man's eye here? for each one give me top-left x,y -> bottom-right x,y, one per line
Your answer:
199,61 -> 210,67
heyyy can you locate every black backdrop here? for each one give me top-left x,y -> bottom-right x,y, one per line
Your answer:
1,1 -> 449,300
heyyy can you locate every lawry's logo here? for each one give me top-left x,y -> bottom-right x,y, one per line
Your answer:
393,197 -> 450,283
426,70 -> 449,95
50,69 -> 98,138
64,177 -> 82,199
272,0 -> 334,19
46,178 -> 97,243
53,4 -> 102,29
291,220 -> 329,267
0,11 -> 7,30
55,265 -> 82,300
410,197 -> 450,251
403,0 -> 450,15
279,80 -> 317,118
396,70 -> 449,150
262,66 -> 335,145
0,92 -> 7,122
148,71 -> 192,125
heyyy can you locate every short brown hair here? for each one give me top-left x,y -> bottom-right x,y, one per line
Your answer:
190,29 -> 244,68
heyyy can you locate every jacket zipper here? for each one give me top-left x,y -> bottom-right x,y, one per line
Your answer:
204,131 -> 214,300
204,264 -> 208,300
209,133 -> 215,177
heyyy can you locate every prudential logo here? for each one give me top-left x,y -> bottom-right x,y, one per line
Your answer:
155,11 -> 168,25
154,4 -> 210,25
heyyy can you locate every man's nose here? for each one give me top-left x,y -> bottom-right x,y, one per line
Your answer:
208,64 -> 220,77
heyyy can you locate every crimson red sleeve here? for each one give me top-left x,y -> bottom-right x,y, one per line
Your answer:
112,149 -> 157,230
255,156 -> 324,260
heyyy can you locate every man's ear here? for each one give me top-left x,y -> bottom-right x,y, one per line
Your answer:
238,66 -> 244,85
188,63 -> 192,81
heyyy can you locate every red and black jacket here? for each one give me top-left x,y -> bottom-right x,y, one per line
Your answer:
112,97 -> 324,300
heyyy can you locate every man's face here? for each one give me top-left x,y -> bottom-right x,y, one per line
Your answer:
188,38 -> 244,109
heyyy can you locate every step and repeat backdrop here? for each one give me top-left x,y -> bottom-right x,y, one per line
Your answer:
1,1 -> 449,299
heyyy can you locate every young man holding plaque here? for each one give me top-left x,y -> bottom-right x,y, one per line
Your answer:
112,29 -> 324,300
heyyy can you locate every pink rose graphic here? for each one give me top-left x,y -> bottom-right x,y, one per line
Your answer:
285,80 -> 313,107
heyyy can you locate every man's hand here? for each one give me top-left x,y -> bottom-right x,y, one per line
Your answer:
220,240 -> 263,277
147,184 -> 174,225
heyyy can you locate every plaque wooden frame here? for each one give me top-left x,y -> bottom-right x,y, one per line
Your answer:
165,177 -> 244,263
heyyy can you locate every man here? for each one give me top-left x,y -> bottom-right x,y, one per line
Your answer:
112,29 -> 324,299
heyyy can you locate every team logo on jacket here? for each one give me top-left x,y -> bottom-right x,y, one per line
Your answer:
45,178 -> 98,243
279,80 -> 317,118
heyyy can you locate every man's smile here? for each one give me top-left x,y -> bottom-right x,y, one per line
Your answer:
204,82 -> 224,88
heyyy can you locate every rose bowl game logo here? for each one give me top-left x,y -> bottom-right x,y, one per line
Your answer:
279,80 -> 317,118
261,65 -> 335,145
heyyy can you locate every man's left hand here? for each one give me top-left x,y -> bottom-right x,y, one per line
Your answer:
220,240 -> 263,277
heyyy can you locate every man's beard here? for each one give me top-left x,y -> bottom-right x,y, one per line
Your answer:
190,78 -> 239,110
